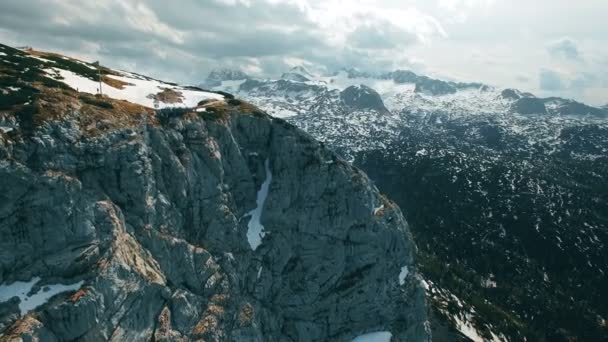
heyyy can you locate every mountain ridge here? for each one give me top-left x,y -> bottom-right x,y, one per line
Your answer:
203,67 -> 607,118
210,63 -> 608,341
0,43 -> 430,341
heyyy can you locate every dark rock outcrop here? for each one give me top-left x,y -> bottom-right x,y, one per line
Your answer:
414,77 -> 457,96
0,103 -> 428,341
500,89 -> 521,100
383,70 -> 419,84
511,97 -> 547,114
553,100 -> 607,117
340,85 -> 388,112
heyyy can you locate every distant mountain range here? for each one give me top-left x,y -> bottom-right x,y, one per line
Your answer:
208,66 -> 608,341
203,66 -> 607,120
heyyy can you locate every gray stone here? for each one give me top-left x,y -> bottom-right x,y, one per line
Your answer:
0,103 -> 429,341
340,85 -> 388,112
511,97 -> 547,114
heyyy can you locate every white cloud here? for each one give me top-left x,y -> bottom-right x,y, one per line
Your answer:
547,38 -> 580,60
0,0 -> 606,105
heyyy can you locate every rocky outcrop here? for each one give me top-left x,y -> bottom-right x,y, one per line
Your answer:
340,85 -> 388,113
500,89 -> 521,100
414,77 -> 456,96
511,97 -> 547,114
553,100 -> 607,117
205,69 -> 249,87
382,70 -> 418,84
0,101 -> 429,341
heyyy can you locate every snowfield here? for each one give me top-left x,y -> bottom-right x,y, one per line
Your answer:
246,159 -> 273,251
45,68 -> 223,109
0,277 -> 84,315
351,331 -> 392,342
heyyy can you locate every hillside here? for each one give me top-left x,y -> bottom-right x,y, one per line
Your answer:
0,44 -> 429,341
211,66 -> 608,341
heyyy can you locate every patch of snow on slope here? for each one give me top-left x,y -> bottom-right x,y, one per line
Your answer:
454,314 -> 485,342
398,266 -> 409,285
246,159 -> 272,251
0,277 -> 84,315
352,331 -> 392,342
46,68 -> 222,108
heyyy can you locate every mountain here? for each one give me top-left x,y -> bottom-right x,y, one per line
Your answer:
211,67 -> 608,341
204,68 -> 249,88
0,43 -> 430,341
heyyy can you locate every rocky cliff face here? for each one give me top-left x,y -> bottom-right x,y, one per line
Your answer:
0,97 -> 429,341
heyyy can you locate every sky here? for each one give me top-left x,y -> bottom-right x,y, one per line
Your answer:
0,0 -> 607,105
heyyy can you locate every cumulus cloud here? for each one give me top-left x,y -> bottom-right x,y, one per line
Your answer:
0,0 -> 606,105
348,22 -> 419,50
547,38 -> 580,60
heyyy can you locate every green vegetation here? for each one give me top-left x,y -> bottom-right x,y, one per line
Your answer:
0,80 -> 39,110
35,54 -> 103,81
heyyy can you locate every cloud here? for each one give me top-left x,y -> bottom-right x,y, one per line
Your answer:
0,0 -> 606,105
539,69 -> 564,91
348,22 -> 419,50
547,38 -> 581,60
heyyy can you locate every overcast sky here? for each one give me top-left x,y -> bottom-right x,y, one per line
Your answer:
0,0 -> 607,105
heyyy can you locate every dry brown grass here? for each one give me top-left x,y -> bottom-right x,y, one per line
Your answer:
147,88 -> 184,104
209,293 -> 229,304
102,75 -> 131,89
206,304 -> 225,316
29,86 -> 155,136
198,100 -> 230,122
68,288 -> 88,303
29,49 -> 65,59
29,49 -> 120,76
192,315 -> 218,337
237,303 -> 255,327
2,316 -> 42,339
237,101 -> 260,114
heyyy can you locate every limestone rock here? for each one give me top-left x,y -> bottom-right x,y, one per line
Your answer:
0,103 -> 429,341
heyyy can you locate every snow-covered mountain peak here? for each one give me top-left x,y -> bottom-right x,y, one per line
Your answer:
289,65 -> 315,78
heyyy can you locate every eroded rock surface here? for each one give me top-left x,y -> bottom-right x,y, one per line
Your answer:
0,106 -> 429,341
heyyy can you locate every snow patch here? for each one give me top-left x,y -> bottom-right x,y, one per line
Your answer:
45,68 -> 222,109
398,266 -> 409,285
352,331 -> 392,342
0,277 -> 84,315
0,126 -> 13,133
416,148 -> 428,157
373,204 -> 385,215
246,159 -> 272,251
454,315 -> 485,342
